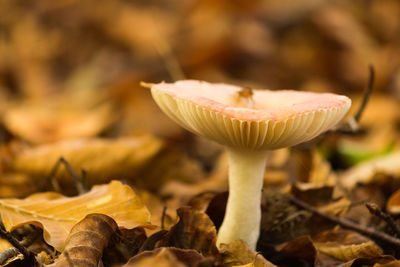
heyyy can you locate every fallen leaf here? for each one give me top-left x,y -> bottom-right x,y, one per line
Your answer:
13,134 -> 163,191
0,180 -> 153,251
157,206 -> 219,257
49,214 -> 117,267
338,255 -> 397,267
219,240 -> 277,267
103,226 -> 147,264
3,100 -> 114,144
315,240 -> 382,262
278,236 -> 320,266
260,190 -> 312,245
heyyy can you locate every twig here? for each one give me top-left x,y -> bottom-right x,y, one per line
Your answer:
354,65 -> 374,123
0,226 -> 33,263
289,195 -> 400,247
20,227 -> 43,247
336,65 -> 374,133
47,157 -> 87,195
366,203 -> 400,237
80,169 -> 87,193
161,206 -> 167,230
150,16 -> 185,81
0,247 -> 19,265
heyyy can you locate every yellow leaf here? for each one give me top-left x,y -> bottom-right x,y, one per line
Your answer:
3,100 -> 115,144
315,240 -> 382,261
13,134 -> 163,190
0,180 -> 153,251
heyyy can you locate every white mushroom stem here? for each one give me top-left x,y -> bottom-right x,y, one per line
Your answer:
217,148 -> 268,250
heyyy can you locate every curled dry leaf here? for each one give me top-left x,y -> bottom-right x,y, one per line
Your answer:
0,180 -> 153,251
3,101 -> 114,144
157,206 -> 219,257
339,255 -> 397,267
315,240 -> 382,262
102,226 -> 147,266
125,247 -> 205,267
13,134 -> 163,190
49,214 -> 117,267
219,240 -> 277,267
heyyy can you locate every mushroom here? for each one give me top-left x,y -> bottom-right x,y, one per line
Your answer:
147,80 -> 351,249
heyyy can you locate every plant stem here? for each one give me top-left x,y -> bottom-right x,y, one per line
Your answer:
217,148 -> 268,250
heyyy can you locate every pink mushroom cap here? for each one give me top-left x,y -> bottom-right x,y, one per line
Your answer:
151,80 -> 351,150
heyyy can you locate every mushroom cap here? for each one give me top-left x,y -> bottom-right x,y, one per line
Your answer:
151,80 -> 351,150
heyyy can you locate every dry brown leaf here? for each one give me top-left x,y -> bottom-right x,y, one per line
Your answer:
103,227 -> 147,265
3,100 -> 114,144
13,134 -> 163,190
125,247 -> 205,267
49,214 -> 117,267
219,240 -> 277,267
279,236 -> 318,266
290,149 -> 337,185
0,180 -> 152,251
157,206 -> 219,257
315,240 -> 382,262
338,255 -> 397,267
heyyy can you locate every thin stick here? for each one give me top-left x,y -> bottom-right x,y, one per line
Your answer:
150,16 -> 185,81
80,169 -> 87,193
336,65 -> 375,133
47,157 -> 87,194
289,195 -> 400,247
0,248 -> 19,265
0,226 -> 33,262
354,65 -> 374,123
161,206 -> 167,230
366,203 -> 400,237
20,227 -> 43,247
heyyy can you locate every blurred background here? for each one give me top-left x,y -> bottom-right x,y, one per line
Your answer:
1,0 -> 400,124
0,0 -> 400,197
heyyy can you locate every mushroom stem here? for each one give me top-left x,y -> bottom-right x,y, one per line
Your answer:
217,148 -> 268,250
